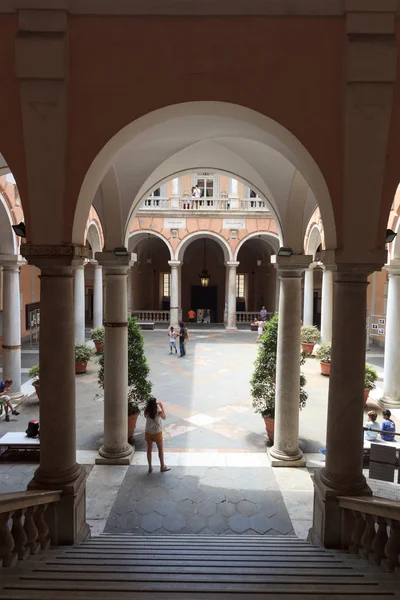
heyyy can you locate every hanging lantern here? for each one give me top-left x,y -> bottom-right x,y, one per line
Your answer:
199,239 -> 211,287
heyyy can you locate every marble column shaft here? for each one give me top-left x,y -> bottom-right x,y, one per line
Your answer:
93,263 -> 103,329
321,268 -> 334,343
303,268 -> 314,327
382,262 -> 400,406
226,261 -> 239,330
1,261 -> 22,398
169,260 -> 181,329
73,263 -> 85,343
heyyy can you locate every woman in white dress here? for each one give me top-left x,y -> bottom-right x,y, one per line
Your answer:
144,397 -> 171,473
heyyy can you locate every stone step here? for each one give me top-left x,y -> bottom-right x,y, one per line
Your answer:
0,593 -> 395,600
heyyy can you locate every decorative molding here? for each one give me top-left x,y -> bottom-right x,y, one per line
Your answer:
104,321 -> 128,328
2,344 -> 21,350
21,245 -> 89,259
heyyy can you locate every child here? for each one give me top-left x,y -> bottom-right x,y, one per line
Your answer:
364,410 -> 380,442
381,409 -> 396,441
144,397 -> 171,473
0,379 -> 19,422
168,326 -> 178,354
256,320 -> 265,342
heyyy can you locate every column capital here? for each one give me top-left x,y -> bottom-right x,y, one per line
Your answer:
0,254 -> 26,270
95,251 -> 136,272
271,254 -> 312,276
384,259 -> 400,276
334,263 -> 381,283
168,260 -> 182,268
225,261 -> 239,268
20,244 -> 89,269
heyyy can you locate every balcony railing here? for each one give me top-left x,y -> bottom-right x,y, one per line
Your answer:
140,197 -> 269,212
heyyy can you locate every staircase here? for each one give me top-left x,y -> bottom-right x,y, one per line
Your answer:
1,534 -> 399,599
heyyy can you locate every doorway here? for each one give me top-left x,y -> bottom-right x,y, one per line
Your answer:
191,285 -> 218,322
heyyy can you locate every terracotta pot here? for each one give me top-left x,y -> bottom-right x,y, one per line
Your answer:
32,381 -> 40,400
75,360 -> 88,374
301,342 -> 315,355
364,388 -> 371,405
94,340 -> 104,354
128,412 -> 140,440
320,361 -> 331,376
263,416 -> 274,444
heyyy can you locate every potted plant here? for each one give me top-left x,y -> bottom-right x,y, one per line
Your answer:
28,365 -> 40,399
315,343 -> 332,376
300,325 -> 321,355
90,326 -> 105,354
98,315 -> 152,440
75,342 -> 93,374
364,363 -> 378,405
250,314 -> 307,444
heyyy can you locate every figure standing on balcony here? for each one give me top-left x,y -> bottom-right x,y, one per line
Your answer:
191,185 -> 201,209
259,306 -> 268,322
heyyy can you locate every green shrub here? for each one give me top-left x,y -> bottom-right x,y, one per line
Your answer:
250,314 -> 307,419
98,316 -> 152,415
90,327 -> 105,343
315,343 -> 332,364
365,363 -> 378,390
300,325 -> 321,344
28,365 -> 39,380
75,343 -> 93,363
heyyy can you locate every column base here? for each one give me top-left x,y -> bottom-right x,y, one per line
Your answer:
225,326 -> 238,332
378,395 -> 400,409
8,391 -> 25,402
27,464 -> 90,545
267,447 -> 306,468
96,444 -> 134,465
309,469 -> 372,548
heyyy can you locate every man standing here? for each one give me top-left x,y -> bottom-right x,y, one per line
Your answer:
259,306 -> 267,322
0,380 -> 20,422
188,309 -> 196,323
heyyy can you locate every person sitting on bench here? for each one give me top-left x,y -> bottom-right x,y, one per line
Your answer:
0,379 -> 20,422
381,409 -> 396,442
364,410 -> 380,442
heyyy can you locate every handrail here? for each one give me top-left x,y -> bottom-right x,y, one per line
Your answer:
0,490 -> 62,513
338,495 -> 400,520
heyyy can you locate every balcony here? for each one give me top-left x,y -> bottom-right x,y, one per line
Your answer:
139,196 -> 270,214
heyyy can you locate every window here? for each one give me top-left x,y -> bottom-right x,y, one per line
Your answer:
163,273 -> 171,297
250,189 -> 257,198
150,188 -> 161,197
236,274 -> 245,298
196,175 -> 215,198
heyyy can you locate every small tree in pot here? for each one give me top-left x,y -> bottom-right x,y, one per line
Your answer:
28,365 -> 40,399
90,326 -> 105,354
315,343 -> 332,376
364,363 -> 378,405
250,314 -> 307,444
98,315 -> 152,440
75,343 -> 93,374
300,325 -> 321,355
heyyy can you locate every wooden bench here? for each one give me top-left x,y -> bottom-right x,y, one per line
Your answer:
137,322 -> 155,330
364,439 -> 400,451
0,432 -> 40,461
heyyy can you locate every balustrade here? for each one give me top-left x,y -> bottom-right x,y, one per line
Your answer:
132,310 -> 170,323
236,311 -> 274,323
139,197 -> 268,212
0,490 -> 61,568
338,496 -> 400,572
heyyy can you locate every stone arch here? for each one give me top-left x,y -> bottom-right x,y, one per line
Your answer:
85,221 -> 103,256
176,231 -> 233,263
128,230 -> 174,260
306,224 -> 323,259
234,232 -> 280,261
0,192 -> 17,255
73,102 -> 336,253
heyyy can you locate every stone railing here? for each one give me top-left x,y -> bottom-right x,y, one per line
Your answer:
132,310 -> 170,323
0,490 -> 62,568
140,197 -> 268,212
338,495 -> 400,571
236,311 -> 274,323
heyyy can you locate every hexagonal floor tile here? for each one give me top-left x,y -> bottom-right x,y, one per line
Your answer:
208,514 -> 228,534
256,499 -> 280,518
269,512 -> 294,535
197,500 -> 217,517
217,501 -> 236,518
147,486 -> 170,501
225,489 -> 245,504
250,514 -> 273,534
187,514 -> 207,533
154,499 -> 177,516
135,498 -> 155,515
229,513 -> 250,533
177,498 -> 196,516
237,500 -> 258,517
163,512 -> 186,533
169,487 -> 189,502
207,491 -> 226,504
140,513 -> 163,533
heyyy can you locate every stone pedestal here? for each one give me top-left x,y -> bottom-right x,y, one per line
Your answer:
226,261 -> 239,331
269,255 -> 311,467
95,252 -> 134,465
382,262 -> 400,407
20,245 -> 90,545
310,266 -> 376,548
169,260 -> 181,330
73,263 -> 85,343
0,256 -> 23,399
321,268 -> 333,344
93,263 -> 103,329
303,268 -> 314,327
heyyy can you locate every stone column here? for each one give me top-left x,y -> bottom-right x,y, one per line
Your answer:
126,266 -> 133,317
269,255 -> 311,467
73,262 -> 85,343
303,267 -> 314,327
177,263 -> 183,323
21,245 -> 90,545
224,268 -> 229,325
225,261 -> 239,331
311,265 -> 378,548
95,251 -> 134,465
0,256 -> 23,399
92,262 -> 103,329
382,261 -> 400,407
169,261 -> 181,329
321,268 -> 334,343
